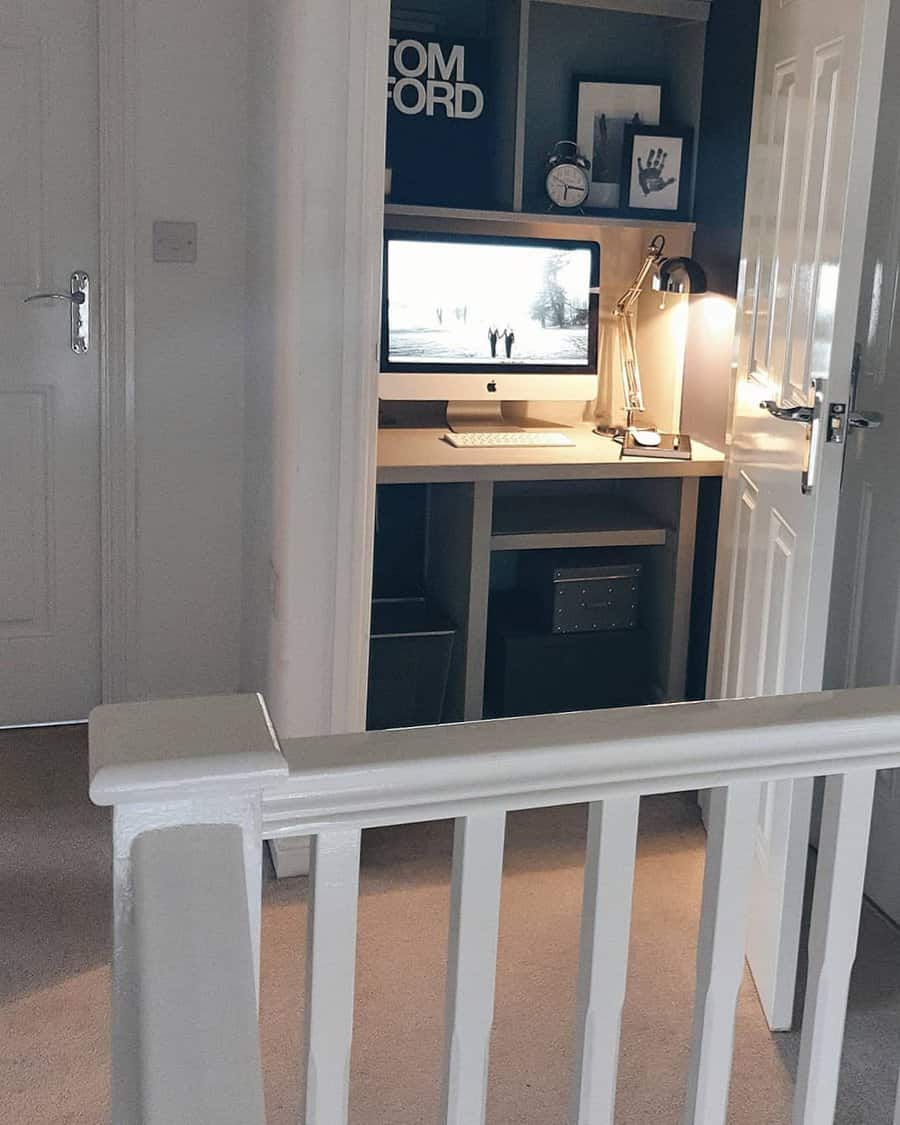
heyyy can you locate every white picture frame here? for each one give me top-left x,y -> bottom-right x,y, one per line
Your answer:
575,81 -> 661,210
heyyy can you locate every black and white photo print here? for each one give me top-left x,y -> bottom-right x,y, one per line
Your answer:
574,81 -> 661,210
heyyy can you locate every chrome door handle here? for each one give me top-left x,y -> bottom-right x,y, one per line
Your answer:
847,410 -> 882,430
760,393 -> 822,493
24,291 -> 85,304
23,271 -> 90,353
760,400 -> 814,424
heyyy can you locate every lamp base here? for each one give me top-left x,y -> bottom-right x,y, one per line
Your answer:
592,423 -> 627,441
621,431 -> 692,460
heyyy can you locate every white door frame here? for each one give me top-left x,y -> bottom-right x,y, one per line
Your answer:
318,0 -> 392,735
97,0 -> 137,705
264,0 -> 390,741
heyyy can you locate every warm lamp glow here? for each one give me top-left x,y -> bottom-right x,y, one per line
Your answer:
612,236 -> 709,430
694,292 -> 737,335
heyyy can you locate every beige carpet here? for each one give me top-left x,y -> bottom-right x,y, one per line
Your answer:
2,725 -> 900,1124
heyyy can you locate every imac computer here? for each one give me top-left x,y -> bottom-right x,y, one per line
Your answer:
379,230 -> 600,432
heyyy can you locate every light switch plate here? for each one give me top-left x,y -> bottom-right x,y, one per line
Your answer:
153,221 -> 197,263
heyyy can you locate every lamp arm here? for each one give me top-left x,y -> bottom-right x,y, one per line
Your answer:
616,306 -> 645,416
613,236 -> 664,421
614,235 -> 666,319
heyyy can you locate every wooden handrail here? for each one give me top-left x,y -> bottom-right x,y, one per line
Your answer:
264,684 -> 900,836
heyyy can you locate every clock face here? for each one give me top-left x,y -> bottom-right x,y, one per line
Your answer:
546,162 -> 590,208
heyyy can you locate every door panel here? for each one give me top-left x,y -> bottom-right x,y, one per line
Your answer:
0,0 -> 100,723
0,389 -> 51,636
757,510 -> 795,697
0,32 -> 42,287
709,0 -> 890,1029
722,472 -> 758,699
844,479 -> 874,689
763,62 -> 800,386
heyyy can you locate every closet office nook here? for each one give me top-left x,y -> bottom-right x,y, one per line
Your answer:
367,0 -> 760,729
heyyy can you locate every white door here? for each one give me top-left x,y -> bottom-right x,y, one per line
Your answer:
0,0 -> 100,724
824,0 -> 900,927
708,0 -> 891,1029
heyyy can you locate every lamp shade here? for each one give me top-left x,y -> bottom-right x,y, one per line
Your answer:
655,256 -> 708,295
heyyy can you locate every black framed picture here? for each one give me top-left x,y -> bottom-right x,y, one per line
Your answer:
574,80 -> 662,210
620,125 -> 692,220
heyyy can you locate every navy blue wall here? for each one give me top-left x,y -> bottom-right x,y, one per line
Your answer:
693,0 -> 762,297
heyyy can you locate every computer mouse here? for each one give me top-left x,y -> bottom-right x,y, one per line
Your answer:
632,429 -> 662,448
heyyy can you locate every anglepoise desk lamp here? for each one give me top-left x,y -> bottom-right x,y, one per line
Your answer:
597,234 -> 707,459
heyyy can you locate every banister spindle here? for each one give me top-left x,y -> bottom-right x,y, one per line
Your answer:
569,796 -> 640,1125
441,811 -> 506,1125
303,829 -> 362,1125
684,781 -> 759,1125
792,769 -> 875,1125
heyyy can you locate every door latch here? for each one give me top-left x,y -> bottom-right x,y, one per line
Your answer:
825,402 -> 882,444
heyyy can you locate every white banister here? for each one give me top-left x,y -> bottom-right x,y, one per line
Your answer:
132,824 -> 266,1125
89,693 -> 286,1125
684,782 -> 759,1124
793,770 -> 876,1124
569,797 -> 640,1125
90,685 -> 900,1125
441,812 -> 506,1125
303,829 -> 362,1125
268,685 -> 900,836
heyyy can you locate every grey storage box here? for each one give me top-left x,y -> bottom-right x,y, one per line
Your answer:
550,562 -> 642,633
520,557 -> 643,634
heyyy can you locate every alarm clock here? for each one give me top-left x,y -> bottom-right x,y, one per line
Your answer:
544,141 -> 591,210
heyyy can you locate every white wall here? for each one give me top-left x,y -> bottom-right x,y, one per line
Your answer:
241,0 -> 388,740
129,0 -> 248,698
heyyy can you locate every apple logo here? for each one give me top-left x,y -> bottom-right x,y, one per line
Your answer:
487,380 -> 498,393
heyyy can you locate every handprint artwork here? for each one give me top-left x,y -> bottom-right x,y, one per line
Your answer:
637,148 -> 676,196
626,131 -> 686,213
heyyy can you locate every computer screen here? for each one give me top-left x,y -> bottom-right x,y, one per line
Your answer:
381,232 -> 600,374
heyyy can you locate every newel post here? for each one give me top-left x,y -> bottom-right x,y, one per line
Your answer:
89,693 -> 287,1125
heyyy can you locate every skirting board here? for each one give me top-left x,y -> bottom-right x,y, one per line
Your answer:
269,836 -> 311,878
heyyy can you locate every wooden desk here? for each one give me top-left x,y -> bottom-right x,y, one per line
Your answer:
375,425 -> 724,723
377,424 -> 724,484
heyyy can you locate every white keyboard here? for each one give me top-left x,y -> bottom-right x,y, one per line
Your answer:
443,430 -> 575,448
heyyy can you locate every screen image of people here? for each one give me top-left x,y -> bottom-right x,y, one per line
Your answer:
386,239 -> 594,366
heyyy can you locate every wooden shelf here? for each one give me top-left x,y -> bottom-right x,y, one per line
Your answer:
384,203 -> 696,235
490,495 -> 668,551
533,0 -> 711,22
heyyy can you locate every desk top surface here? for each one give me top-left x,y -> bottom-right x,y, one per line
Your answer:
377,424 -> 725,484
